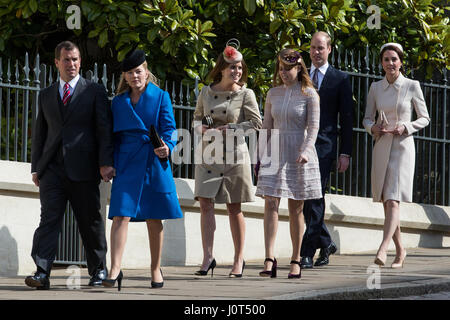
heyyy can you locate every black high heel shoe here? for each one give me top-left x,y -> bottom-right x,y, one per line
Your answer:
102,270 -> 123,291
259,258 -> 277,278
195,258 -> 216,278
288,261 -> 302,279
151,268 -> 164,289
229,260 -> 246,278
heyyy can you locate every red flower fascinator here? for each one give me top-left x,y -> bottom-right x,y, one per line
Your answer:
223,38 -> 243,64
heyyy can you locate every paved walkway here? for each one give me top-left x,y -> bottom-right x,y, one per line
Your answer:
381,291 -> 450,300
1,247 -> 449,301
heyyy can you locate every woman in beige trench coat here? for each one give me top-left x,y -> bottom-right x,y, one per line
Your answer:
193,40 -> 262,277
363,43 -> 430,268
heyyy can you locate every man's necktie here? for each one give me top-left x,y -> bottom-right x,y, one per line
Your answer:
62,82 -> 70,105
312,68 -> 319,90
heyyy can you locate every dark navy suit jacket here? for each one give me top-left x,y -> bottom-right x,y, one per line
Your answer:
314,66 -> 353,160
31,77 -> 114,181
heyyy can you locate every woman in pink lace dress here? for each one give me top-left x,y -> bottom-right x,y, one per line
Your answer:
256,49 -> 322,279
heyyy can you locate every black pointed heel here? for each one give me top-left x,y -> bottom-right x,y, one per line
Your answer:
288,261 -> 302,279
102,270 -> 123,291
229,260 -> 245,278
151,268 -> 164,288
259,258 -> 277,278
195,258 -> 216,278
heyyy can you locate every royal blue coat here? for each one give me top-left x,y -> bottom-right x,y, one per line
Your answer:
108,82 -> 183,221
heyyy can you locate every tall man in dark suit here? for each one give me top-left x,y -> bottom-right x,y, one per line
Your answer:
300,32 -> 353,268
25,41 -> 115,290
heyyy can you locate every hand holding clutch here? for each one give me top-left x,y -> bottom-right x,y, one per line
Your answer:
372,110 -> 390,138
150,125 -> 168,162
202,115 -> 214,128
377,110 -> 389,129
154,141 -> 169,160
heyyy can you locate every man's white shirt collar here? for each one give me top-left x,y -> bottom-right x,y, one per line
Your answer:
59,74 -> 80,91
310,62 -> 329,76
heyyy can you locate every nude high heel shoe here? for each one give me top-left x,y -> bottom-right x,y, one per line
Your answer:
391,251 -> 407,269
229,260 -> 245,278
374,251 -> 387,266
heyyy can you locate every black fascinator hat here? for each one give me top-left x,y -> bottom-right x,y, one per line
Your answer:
122,49 -> 146,72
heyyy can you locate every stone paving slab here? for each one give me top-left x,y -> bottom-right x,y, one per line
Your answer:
0,247 -> 449,301
383,291 -> 450,300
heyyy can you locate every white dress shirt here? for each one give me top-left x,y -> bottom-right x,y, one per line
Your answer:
59,74 -> 80,100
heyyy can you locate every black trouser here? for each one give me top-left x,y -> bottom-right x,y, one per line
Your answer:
31,162 -> 107,276
300,157 -> 334,258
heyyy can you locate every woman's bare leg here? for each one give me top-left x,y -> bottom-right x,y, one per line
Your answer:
227,202 -> 246,274
109,216 -> 130,279
198,197 -> 216,270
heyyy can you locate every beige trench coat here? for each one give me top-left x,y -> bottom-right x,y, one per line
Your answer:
193,85 -> 262,203
363,74 -> 430,202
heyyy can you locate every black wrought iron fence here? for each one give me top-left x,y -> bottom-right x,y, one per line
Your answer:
0,49 -> 449,264
1,50 -> 449,206
328,47 -> 449,207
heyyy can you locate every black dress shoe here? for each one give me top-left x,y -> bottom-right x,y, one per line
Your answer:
314,242 -> 338,267
314,255 -> 329,267
89,268 -> 108,286
25,271 -> 50,290
300,256 -> 314,269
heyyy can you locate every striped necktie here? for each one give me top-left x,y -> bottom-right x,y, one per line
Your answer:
62,82 -> 70,105
312,68 -> 319,90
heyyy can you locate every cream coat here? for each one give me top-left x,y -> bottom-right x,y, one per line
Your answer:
363,74 -> 430,202
193,85 -> 262,203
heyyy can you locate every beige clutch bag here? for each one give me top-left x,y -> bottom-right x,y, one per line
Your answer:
377,110 -> 389,128
373,110 -> 389,142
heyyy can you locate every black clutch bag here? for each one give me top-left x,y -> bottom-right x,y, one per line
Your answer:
149,125 -> 168,162
202,115 -> 214,128
253,161 -> 260,185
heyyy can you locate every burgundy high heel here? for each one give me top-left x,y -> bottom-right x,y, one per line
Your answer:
288,260 -> 301,279
259,258 -> 277,278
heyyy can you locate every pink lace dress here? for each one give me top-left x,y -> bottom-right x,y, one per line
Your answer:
256,82 -> 322,200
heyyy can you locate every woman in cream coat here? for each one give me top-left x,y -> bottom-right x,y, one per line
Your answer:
363,43 -> 430,268
193,40 -> 262,277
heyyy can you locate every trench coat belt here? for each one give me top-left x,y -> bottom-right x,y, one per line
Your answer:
117,133 -> 151,174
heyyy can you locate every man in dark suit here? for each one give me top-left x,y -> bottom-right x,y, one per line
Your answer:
25,41 -> 115,290
300,32 -> 353,268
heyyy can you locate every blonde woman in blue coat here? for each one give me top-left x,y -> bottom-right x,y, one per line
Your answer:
102,50 -> 183,290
